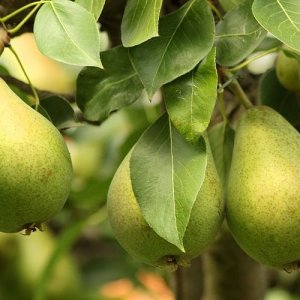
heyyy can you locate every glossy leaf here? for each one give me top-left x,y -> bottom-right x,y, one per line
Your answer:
129,0 -> 215,98
259,69 -> 300,126
34,0 -> 102,68
76,47 -> 144,122
216,1 -> 266,66
208,122 -> 235,187
164,48 -> 217,143
252,0 -> 300,52
40,96 -> 76,129
75,0 -> 105,20
121,0 -> 163,47
130,114 -> 207,250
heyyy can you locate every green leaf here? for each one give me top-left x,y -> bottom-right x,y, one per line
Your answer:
121,0 -> 163,47
34,0 -> 102,68
164,48 -> 217,143
76,47 -> 144,122
40,96 -> 76,129
219,0 -> 245,11
252,0 -> 300,52
129,0 -> 215,98
75,0 -> 105,20
208,122 -> 235,187
216,1 -> 267,66
130,114 -> 207,250
259,69 -> 300,126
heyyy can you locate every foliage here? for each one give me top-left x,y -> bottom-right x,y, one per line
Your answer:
0,0 -> 300,299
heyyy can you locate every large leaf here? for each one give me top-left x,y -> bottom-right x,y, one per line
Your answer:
164,48 -> 217,143
34,0 -> 102,68
130,114 -> 207,250
216,1 -> 267,66
219,0 -> 246,11
129,0 -> 215,98
259,69 -> 300,126
208,122 -> 235,187
252,0 -> 300,52
121,0 -> 163,47
75,0 -> 105,20
76,47 -> 144,122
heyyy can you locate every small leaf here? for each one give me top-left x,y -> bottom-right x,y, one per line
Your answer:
252,0 -> 300,52
76,47 -> 144,122
40,96 -> 76,129
130,114 -> 207,250
259,69 -> 300,126
129,0 -> 215,98
121,0 -> 163,47
34,0 -> 102,68
208,122 -> 235,187
164,48 -> 217,143
216,1 -> 267,66
75,0 -> 105,20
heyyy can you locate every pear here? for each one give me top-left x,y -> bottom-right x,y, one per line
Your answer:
276,50 -> 300,92
0,78 -> 72,233
226,106 -> 300,271
107,141 -> 224,269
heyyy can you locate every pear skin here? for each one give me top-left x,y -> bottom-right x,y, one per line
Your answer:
0,78 -> 73,233
226,106 -> 300,271
107,141 -> 224,269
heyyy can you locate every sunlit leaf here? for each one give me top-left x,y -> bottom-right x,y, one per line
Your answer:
75,0 -> 105,20
129,0 -> 215,98
34,0 -> 102,68
252,0 -> 300,52
130,114 -> 207,250
164,48 -> 218,143
121,0 -> 163,47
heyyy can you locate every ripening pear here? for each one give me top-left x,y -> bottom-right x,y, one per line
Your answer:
107,141 -> 224,269
226,106 -> 300,271
0,78 -> 72,233
276,50 -> 300,92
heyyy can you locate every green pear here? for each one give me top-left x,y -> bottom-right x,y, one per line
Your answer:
226,106 -> 300,271
276,50 -> 300,92
0,78 -> 72,233
107,141 -> 224,269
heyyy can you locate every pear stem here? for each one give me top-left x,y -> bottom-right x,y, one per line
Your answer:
207,1 -> 223,20
222,70 -> 253,109
8,44 -> 40,109
0,1 -> 49,23
7,4 -> 42,35
227,47 -> 280,72
217,84 -> 228,123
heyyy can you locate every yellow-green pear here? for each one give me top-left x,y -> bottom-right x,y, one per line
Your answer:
0,78 -> 73,233
226,106 -> 300,271
276,50 -> 300,92
107,143 -> 224,269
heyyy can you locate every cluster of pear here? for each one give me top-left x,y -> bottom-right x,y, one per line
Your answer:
0,78 -> 73,234
108,105 -> 300,271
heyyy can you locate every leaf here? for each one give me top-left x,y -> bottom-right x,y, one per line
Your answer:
219,0 -> 245,12
129,0 -> 215,98
34,0 -> 102,68
121,0 -> 163,47
75,0 -> 105,20
76,46 -> 144,122
259,69 -> 300,126
130,114 -> 207,250
252,0 -> 300,52
164,48 -> 217,143
216,1 -> 267,66
40,96 -> 77,129
208,122 -> 235,187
